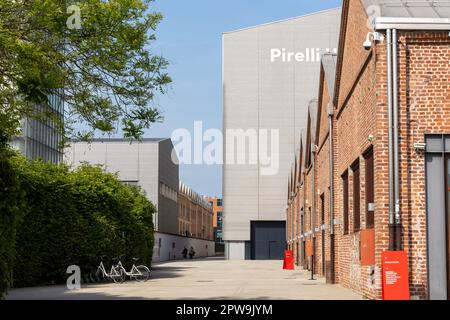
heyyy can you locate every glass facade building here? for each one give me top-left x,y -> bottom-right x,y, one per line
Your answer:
11,94 -> 64,163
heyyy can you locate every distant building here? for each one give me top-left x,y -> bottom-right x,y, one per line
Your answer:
207,197 -> 224,243
12,95 -> 64,163
65,138 -> 179,234
179,183 -> 214,241
65,138 -> 215,262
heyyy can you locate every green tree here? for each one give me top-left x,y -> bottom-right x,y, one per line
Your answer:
0,0 -> 171,140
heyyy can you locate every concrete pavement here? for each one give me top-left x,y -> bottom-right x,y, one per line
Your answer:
6,257 -> 363,300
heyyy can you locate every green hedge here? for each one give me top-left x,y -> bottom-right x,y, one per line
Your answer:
0,134 -> 25,299
10,158 -> 155,288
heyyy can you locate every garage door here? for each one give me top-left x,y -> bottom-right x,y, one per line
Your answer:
250,221 -> 286,260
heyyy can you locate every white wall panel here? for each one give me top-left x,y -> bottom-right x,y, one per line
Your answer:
223,9 -> 341,248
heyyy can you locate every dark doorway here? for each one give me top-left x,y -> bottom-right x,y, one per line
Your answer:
425,135 -> 450,299
250,221 -> 286,260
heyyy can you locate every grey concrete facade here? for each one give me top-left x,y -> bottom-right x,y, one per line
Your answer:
222,9 -> 341,259
65,138 -> 180,235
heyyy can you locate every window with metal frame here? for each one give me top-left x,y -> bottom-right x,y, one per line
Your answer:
352,160 -> 361,232
342,171 -> 349,235
365,148 -> 375,229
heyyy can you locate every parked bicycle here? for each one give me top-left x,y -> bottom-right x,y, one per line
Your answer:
116,257 -> 150,282
95,256 -> 125,283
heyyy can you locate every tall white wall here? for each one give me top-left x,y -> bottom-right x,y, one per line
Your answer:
222,9 -> 341,246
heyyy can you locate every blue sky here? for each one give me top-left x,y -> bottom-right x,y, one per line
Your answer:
144,0 -> 342,197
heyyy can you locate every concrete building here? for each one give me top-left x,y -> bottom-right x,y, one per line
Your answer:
65,138 -> 179,234
178,182 -> 214,241
222,8 -> 341,260
287,0 -> 450,300
12,94 -> 64,163
65,138 -> 215,262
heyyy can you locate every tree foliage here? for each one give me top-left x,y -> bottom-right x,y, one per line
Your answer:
0,0 -> 171,140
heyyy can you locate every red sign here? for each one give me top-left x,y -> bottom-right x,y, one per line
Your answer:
305,240 -> 313,257
283,250 -> 294,270
381,251 -> 410,300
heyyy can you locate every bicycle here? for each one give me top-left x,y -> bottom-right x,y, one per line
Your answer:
116,257 -> 150,282
95,256 -> 125,283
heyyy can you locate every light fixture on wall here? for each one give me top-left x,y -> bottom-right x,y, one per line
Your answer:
363,32 -> 385,50
413,142 -> 426,151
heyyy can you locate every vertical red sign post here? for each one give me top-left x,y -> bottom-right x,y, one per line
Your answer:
381,251 -> 410,300
283,250 -> 294,270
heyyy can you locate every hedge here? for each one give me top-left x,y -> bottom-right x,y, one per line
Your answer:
0,133 -> 25,299
4,155 -> 155,290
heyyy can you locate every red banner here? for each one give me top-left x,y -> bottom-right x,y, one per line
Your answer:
305,240 -> 312,257
283,250 -> 294,270
381,251 -> 410,300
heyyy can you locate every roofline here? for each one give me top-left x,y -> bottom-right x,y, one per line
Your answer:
223,7 -> 341,34
375,17 -> 450,30
332,0 -> 351,108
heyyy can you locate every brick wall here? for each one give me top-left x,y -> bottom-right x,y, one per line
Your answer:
286,0 -> 450,300
377,32 -> 450,298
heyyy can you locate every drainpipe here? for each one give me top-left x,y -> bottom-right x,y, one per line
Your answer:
386,29 -> 396,251
386,28 -> 402,251
311,143 -> 316,280
286,202 -> 289,250
392,29 -> 402,250
297,187 -> 300,265
302,172 -> 306,269
328,103 -> 335,283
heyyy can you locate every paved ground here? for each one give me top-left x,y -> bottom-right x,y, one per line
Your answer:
6,257 -> 363,300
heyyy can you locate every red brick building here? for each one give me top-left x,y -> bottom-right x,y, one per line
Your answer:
178,182 -> 214,241
207,197 -> 224,243
287,0 -> 450,300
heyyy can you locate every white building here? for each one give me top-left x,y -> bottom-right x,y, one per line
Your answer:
222,8 -> 341,260
65,138 -> 215,262
65,138 -> 179,234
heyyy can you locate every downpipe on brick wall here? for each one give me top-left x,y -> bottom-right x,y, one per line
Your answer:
302,172 -> 307,269
386,28 -> 403,251
310,143 -> 317,280
328,103 -> 335,283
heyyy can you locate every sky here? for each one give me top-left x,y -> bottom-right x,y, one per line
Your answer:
144,0 -> 342,197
